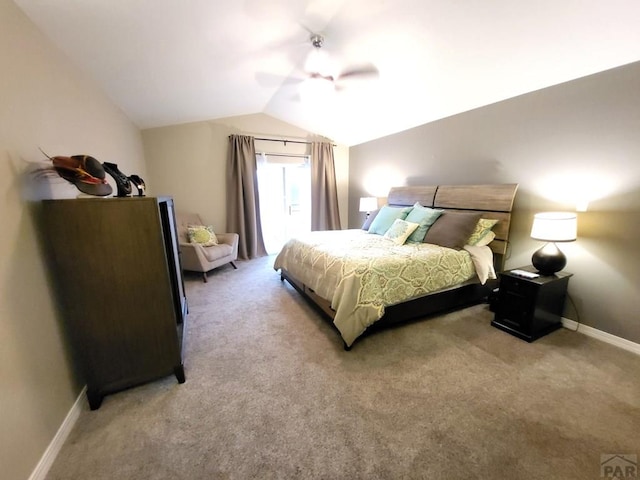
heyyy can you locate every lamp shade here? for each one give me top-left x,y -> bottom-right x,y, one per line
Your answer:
359,197 -> 378,213
530,212 -> 577,242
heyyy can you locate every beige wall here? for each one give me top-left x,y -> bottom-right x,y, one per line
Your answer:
349,62 -> 640,344
142,113 -> 349,232
0,1 -> 146,479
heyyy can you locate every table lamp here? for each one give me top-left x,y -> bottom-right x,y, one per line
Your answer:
530,212 -> 577,275
359,197 -> 378,218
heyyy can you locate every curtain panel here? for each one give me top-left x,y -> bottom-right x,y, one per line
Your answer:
226,135 -> 267,259
310,142 -> 341,231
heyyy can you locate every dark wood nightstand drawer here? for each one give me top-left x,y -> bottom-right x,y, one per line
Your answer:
501,277 -> 537,296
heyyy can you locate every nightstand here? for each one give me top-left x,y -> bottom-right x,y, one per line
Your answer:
492,266 -> 572,342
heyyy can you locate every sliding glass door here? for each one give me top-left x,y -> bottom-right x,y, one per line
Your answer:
257,154 -> 311,254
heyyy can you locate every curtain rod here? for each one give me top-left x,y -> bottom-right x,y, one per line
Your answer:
258,152 -> 309,158
231,135 -> 336,147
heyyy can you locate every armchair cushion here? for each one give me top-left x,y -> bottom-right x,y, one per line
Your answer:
201,243 -> 233,262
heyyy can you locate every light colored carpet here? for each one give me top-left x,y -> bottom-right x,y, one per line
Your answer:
46,255 -> 640,479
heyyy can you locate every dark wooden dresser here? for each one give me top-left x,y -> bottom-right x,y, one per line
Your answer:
41,196 -> 187,409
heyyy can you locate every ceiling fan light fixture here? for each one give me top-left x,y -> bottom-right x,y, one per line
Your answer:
304,47 -> 333,77
299,75 -> 334,104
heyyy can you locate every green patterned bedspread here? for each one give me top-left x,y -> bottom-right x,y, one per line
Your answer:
274,229 -> 475,346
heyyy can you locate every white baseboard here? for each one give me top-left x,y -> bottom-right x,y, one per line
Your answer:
29,386 -> 86,480
562,318 -> 640,355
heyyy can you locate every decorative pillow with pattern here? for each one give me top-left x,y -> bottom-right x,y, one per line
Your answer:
473,230 -> 496,247
467,218 -> 499,245
383,219 -> 420,245
187,225 -> 218,246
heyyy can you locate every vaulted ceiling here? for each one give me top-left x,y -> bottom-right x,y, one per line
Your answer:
14,0 -> 640,146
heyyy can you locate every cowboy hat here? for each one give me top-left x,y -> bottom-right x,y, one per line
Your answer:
52,155 -> 112,196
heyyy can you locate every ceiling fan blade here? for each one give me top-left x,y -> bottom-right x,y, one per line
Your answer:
308,72 -> 335,82
337,63 -> 380,81
297,21 -> 317,37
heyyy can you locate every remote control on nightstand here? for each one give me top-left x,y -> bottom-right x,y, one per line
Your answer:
510,269 -> 540,279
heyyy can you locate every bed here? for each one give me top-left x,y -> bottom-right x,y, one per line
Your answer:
274,184 -> 518,349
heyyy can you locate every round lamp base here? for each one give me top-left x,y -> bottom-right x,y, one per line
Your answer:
532,242 -> 566,276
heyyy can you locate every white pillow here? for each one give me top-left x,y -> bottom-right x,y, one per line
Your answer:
383,219 -> 419,245
463,245 -> 496,285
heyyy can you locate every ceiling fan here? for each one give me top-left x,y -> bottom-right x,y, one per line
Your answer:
255,32 -> 380,102
294,34 -> 379,104
301,33 -> 379,90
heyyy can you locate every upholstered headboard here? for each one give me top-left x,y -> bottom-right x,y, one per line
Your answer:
387,184 -> 518,271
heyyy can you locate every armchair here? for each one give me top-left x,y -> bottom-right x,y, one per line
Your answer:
176,212 -> 238,282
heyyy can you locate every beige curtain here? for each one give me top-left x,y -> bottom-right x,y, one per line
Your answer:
226,135 -> 267,259
310,142 -> 341,231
